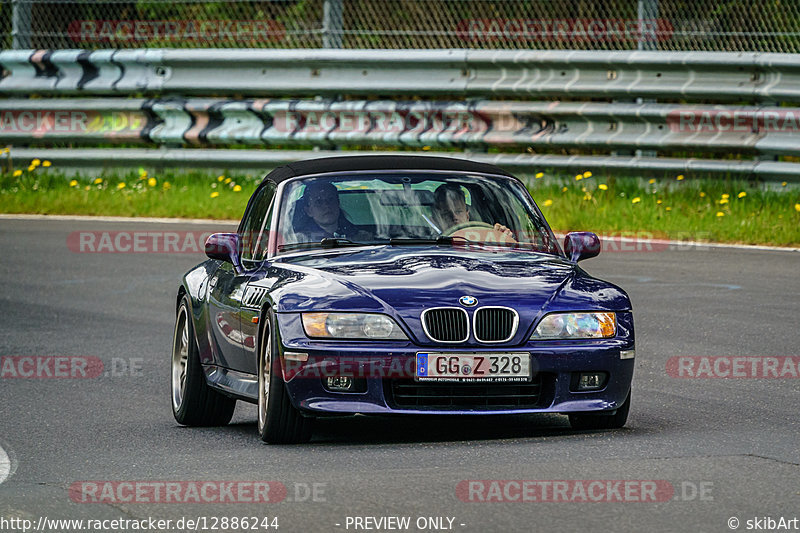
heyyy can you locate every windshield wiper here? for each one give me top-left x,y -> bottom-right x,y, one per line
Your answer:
390,235 -> 543,251
389,236 -> 455,246
278,238 -> 372,252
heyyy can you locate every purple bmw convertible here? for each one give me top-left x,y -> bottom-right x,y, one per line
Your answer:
171,155 -> 634,443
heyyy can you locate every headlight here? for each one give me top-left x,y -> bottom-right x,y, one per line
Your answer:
530,312 -> 616,340
302,312 -> 407,340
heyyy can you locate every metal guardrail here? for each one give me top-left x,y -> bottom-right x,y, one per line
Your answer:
2,49 -> 800,101
1,98 -> 798,156
5,148 -> 800,181
1,48 -> 800,180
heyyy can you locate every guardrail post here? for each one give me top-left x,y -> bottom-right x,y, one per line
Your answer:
322,0 -> 343,49
11,0 -> 32,49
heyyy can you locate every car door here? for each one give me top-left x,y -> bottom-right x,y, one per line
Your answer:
207,181 -> 276,373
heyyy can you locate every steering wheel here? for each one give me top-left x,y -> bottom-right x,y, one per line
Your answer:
443,221 -> 494,236
443,221 -> 517,244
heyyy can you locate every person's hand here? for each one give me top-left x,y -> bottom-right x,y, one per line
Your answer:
493,223 -> 513,237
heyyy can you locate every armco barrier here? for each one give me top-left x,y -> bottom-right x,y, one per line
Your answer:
1,49 -> 800,179
1,98 -> 799,157
5,148 -> 800,181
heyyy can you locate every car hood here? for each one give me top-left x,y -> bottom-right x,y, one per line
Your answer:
267,247 -> 630,320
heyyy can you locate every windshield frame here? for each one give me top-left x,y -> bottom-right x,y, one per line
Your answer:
264,169 -> 564,260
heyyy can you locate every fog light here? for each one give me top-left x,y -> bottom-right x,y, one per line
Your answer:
578,373 -> 607,391
326,376 -> 354,392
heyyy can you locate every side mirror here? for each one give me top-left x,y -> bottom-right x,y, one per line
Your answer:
205,233 -> 242,269
564,232 -> 601,262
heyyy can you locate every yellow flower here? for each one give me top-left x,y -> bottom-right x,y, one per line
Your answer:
217,175 -> 225,182
699,192 -> 706,198
795,203 -> 800,212
163,181 -> 171,190
665,206 -> 672,211
676,175 -> 684,181
84,186 -> 90,191
542,199 -> 553,207
721,193 -> 730,199
719,198 -> 729,205
716,211 -> 725,217
582,171 -> 592,178
575,174 -> 583,181
656,199 -> 662,204
422,146 -> 431,151
562,186 -> 568,192
31,159 -> 40,167
224,177 -> 232,184
1,147 -> 8,154
116,182 -> 126,190
147,177 -> 157,187
782,181 -> 787,187
27,165 -> 35,172
42,160 -> 51,167
738,191 -> 746,198
210,191 -> 220,198
93,178 -> 103,185
69,179 -> 78,187
648,178 -> 656,184
631,197 -> 641,204
535,172 -> 544,179
13,170 -> 22,177
598,184 -> 608,191
233,184 -> 242,192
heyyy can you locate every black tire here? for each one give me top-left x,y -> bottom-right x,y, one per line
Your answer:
171,295 -> 236,426
568,391 -> 631,430
257,311 -> 313,444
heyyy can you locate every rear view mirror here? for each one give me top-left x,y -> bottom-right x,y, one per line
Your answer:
205,233 -> 242,269
564,232 -> 601,262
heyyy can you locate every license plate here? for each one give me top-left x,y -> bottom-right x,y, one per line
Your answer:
415,353 -> 531,382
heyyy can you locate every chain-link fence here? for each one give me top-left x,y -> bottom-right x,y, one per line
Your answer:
2,0 -> 800,52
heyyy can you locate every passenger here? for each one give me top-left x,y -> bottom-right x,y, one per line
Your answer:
294,182 -> 364,242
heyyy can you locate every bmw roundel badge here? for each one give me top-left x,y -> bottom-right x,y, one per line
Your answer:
459,295 -> 478,307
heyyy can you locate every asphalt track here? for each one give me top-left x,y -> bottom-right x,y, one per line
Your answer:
0,217 -> 798,533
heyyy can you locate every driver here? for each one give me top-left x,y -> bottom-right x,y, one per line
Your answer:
431,184 -> 512,237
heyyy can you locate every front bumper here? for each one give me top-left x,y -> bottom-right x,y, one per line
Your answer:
276,313 -> 635,416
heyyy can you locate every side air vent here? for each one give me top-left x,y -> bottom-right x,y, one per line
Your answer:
243,286 -> 268,308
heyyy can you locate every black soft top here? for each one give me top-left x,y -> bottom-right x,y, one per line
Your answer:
261,155 -> 515,184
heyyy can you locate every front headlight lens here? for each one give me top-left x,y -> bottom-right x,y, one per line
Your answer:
302,312 -> 407,340
531,312 -> 616,340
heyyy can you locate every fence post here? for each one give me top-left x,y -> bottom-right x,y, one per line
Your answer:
322,0 -> 343,49
11,0 -> 32,49
637,0 -> 659,51
637,0 -> 659,158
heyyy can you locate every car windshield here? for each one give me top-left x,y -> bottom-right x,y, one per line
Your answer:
274,172 -> 560,255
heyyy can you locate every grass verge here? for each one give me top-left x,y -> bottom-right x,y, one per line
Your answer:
1,163 -> 799,246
